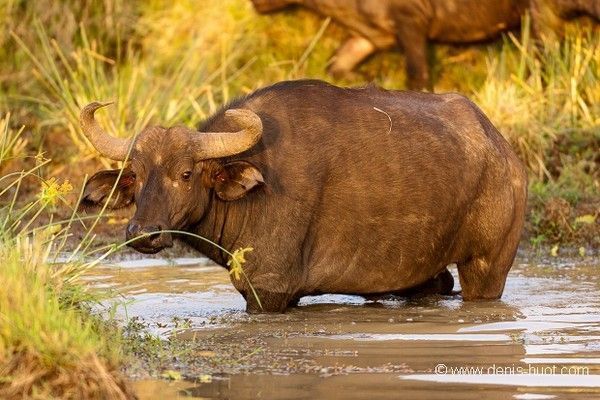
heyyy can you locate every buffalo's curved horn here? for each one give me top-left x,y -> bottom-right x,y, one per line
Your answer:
80,102 -> 133,161
192,109 -> 262,159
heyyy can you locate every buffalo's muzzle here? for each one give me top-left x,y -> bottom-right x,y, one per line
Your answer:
126,222 -> 173,254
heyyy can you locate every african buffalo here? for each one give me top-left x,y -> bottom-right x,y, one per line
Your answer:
81,80 -> 527,313
251,0 -> 528,90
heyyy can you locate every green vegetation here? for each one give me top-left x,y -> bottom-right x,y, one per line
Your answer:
0,114 -> 135,398
0,0 -> 598,397
474,19 -> 599,247
0,234 -> 133,399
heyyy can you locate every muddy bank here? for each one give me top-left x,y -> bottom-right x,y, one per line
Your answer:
82,250 -> 600,399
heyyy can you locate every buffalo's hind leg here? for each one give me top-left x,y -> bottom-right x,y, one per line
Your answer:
457,206 -> 525,300
457,256 -> 508,300
366,269 -> 455,301
457,221 -> 522,300
425,268 -> 454,296
455,156 -> 527,300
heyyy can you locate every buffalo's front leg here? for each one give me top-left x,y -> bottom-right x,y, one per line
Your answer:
395,26 -> 430,90
244,289 -> 292,313
239,272 -> 298,313
328,36 -> 376,78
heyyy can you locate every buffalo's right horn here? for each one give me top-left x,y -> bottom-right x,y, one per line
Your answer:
80,102 -> 133,161
192,109 -> 263,159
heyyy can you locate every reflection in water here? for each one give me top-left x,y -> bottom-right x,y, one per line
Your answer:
84,255 -> 600,399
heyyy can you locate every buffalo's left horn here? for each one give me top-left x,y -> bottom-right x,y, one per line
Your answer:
192,109 -> 263,159
80,102 -> 133,161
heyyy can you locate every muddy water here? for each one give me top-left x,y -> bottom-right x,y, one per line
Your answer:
84,253 -> 600,399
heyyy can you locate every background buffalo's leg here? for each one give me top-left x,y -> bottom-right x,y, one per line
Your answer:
327,36 -> 376,78
395,27 -> 430,90
589,0 -> 600,20
531,0 -> 600,40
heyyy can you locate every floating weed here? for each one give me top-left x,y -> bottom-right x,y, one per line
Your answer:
171,316 -> 192,331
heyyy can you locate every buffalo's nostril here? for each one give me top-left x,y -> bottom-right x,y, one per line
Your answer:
126,223 -> 162,240
126,222 -> 172,253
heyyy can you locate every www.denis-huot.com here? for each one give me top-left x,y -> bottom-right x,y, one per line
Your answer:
434,363 -> 590,376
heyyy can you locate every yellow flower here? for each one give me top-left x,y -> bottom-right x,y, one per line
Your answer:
34,151 -> 48,165
38,178 -> 73,206
227,247 -> 253,281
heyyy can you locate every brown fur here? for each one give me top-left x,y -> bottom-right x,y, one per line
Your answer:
83,80 -> 527,313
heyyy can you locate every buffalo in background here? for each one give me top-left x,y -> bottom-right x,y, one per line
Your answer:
251,0 -> 600,90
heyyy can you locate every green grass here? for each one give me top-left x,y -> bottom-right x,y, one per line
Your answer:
475,19 -> 599,183
0,236 -> 133,399
0,114 -> 136,398
474,21 -> 598,248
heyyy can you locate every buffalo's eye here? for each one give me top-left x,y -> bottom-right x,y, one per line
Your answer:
181,171 -> 192,181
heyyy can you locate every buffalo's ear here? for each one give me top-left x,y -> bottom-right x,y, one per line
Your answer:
213,161 -> 264,201
80,169 -> 136,211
